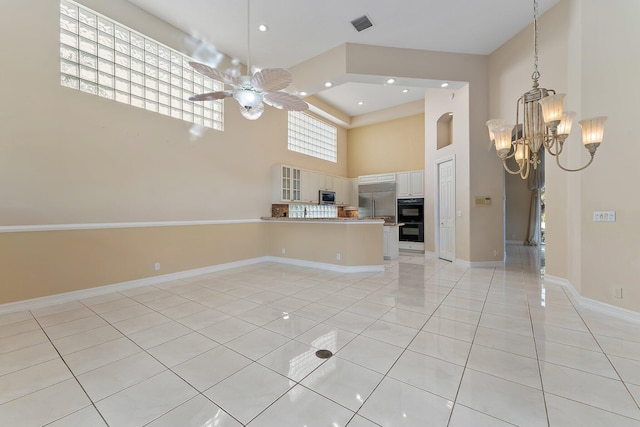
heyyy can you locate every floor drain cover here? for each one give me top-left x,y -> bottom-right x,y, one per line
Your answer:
315,349 -> 333,359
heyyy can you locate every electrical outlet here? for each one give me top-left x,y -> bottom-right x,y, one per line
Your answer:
613,287 -> 623,298
281,248 -> 286,255
336,253 -> 341,261
594,211 -> 616,222
154,262 -> 160,271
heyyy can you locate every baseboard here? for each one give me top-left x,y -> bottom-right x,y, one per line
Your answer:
453,259 -> 504,268
470,261 -> 505,268
0,257 -> 384,315
266,256 -> 384,274
545,275 -> 640,324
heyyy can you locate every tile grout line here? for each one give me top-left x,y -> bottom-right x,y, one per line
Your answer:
28,313 -> 111,427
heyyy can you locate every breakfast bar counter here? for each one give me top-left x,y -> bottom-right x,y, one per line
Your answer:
261,217 -> 387,271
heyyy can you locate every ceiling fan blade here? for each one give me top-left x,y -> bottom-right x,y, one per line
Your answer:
239,102 -> 264,120
189,61 -> 238,86
264,92 -> 309,111
251,68 -> 293,92
189,91 -> 233,101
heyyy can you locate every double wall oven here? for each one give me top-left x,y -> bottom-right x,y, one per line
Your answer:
397,198 -> 424,243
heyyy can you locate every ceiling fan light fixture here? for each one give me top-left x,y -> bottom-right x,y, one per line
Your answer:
234,89 -> 263,109
186,0 -> 308,120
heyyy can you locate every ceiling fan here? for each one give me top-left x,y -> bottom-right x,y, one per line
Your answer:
188,0 -> 308,120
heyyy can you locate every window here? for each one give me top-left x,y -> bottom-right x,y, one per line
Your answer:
59,0 -> 223,130
288,111 -> 337,163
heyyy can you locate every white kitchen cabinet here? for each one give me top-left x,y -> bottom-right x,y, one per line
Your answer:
334,177 -> 351,206
272,164 -> 301,203
358,173 -> 396,184
318,174 -> 335,191
396,170 -> 424,198
383,225 -> 400,260
300,170 -> 319,203
350,179 -> 359,207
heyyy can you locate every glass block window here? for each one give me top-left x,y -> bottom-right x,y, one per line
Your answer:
59,0 -> 224,131
289,204 -> 337,218
288,111 -> 337,163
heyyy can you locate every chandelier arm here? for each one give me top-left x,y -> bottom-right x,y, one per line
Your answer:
555,152 -> 596,172
542,141 -> 563,157
502,159 -> 525,175
541,130 -> 567,157
520,161 -> 531,180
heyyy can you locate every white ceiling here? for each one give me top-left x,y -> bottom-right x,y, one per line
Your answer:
126,0 -> 560,118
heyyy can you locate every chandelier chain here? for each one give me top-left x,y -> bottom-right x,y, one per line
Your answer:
532,0 -> 540,82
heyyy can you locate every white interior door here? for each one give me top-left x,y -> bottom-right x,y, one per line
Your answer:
438,159 -> 455,261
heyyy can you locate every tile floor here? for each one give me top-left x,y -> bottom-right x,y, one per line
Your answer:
1,245 -> 639,426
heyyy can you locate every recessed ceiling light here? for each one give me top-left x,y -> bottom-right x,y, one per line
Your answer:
402,89 -> 409,93
386,78 -> 396,84
358,101 -> 364,105
441,82 -> 449,88
299,91 -> 308,96
258,24 -> 268,32
324,82 -> 333,88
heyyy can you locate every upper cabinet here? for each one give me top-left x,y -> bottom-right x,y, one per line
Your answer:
272,165 -> 301,203
300,170 -> 319,204
396,170 -> 424,198
358,173 -> 396,184
334,177 -> 352,206
318,174 -> 335,191
273,165 -> 352,205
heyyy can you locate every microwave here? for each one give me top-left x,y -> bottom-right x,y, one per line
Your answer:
319,190 -> 336,205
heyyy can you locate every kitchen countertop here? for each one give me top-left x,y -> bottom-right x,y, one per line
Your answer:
261,217 -> 403,226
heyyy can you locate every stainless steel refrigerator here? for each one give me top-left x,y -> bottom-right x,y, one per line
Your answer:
358,182 -> 397,222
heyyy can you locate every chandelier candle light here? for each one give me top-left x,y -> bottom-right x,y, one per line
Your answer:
486,0 -> 607,179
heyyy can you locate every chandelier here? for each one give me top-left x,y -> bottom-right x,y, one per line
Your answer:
486,0 -> 607,179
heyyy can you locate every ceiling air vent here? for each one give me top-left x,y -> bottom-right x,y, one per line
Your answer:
351,15 -> 373,32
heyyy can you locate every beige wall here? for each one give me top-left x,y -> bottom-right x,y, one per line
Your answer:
0,0 -> 350,305
0,223 -> 267,304
489,0 -> 640,312
346,114 -> 425,178
0,0 -> 348,227
578,0 -> 640,311
425,86 -> 471,260
425,78 -> 502,263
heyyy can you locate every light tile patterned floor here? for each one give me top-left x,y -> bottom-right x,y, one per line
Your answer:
1,245 -> 640,426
